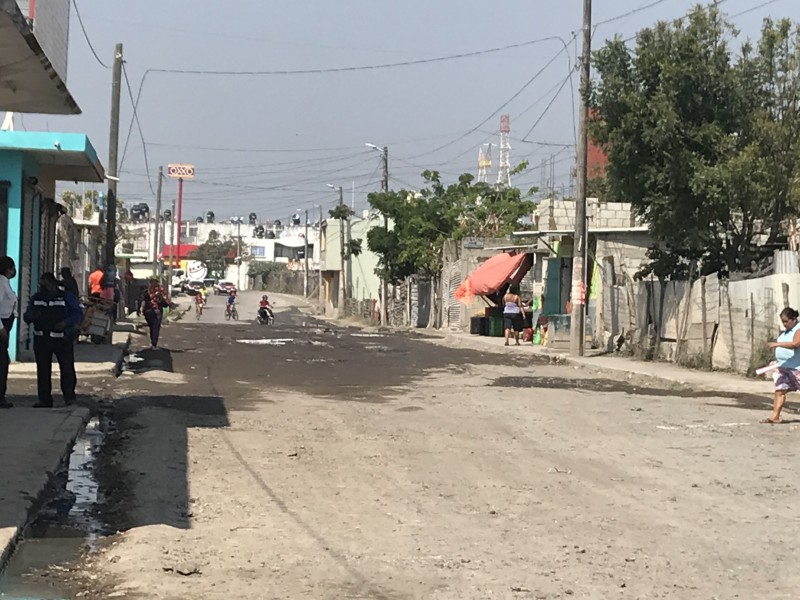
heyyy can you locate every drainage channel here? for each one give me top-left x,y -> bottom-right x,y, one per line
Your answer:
0,414 -> 112,599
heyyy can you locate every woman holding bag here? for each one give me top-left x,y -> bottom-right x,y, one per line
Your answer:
139,279 -> 169,349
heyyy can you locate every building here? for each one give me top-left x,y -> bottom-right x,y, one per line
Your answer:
0,0 -> 76,114
0,131 -> 105,360
511,198 -> 651,345
319,212 -> 383,317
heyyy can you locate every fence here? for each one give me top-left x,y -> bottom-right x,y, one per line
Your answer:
598,272 -> 799,373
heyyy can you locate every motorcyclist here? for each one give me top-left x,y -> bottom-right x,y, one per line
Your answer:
258,294 -> 273,322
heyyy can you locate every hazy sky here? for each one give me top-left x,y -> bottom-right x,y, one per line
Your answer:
17,0 -> 795,222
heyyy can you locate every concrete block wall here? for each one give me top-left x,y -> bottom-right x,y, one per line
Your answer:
598,271 -> 799,373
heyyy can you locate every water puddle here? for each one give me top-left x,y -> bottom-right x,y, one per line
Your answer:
238,338 -> 295,346
0,417 -> 110,599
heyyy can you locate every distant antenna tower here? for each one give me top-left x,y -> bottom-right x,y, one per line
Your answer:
497,114 -> 511,187
477,143 -> 492,183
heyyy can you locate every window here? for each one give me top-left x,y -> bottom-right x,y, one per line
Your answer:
274,243 -> 299,259
250,245 -> 265,257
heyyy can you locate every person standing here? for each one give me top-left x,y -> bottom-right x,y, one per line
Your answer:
88,265 -> 104,298
763,307 -> 800,424
60,267 -> 81,298
139,278 -> 168,349
502,284 -> 526,347
23,272 -> 84,408
0,257 -> 17,409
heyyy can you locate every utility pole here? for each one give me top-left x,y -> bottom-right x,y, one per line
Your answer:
105,42 -> 123,268
303,209 -> 309,297
380,146 -> 390,327
237,219 -> 242,290
570,0 -> 591,356
318,205 -> 324,313
152,166 -> 163,278
337,186 -> 346,309
168,199 -> 175,293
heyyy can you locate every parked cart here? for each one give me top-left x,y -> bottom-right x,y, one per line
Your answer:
80,296 -> 114,343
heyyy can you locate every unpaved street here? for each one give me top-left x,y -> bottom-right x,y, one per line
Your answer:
69,292 -> 800,599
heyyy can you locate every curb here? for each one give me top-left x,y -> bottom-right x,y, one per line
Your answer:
0,407 -> 91,574
112,332 -> 132,377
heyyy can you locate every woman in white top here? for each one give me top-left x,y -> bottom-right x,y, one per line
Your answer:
0,256 -> 17,408
503,284 -> 526,347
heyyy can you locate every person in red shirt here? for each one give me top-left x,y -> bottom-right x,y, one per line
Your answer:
87,267 -> 103,298
258,295 -> 273,322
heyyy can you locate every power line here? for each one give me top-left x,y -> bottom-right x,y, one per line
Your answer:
729,0 -> 784,19
595,0 -> 670,27
522,72 -> 576,141
135,36 -> 570,77
144,141 -> 366,154
414,35 -> 576,159
70,0 -> 111,69
121,61 -> 154,194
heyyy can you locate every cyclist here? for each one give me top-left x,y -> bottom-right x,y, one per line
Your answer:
225,290 -> 237,318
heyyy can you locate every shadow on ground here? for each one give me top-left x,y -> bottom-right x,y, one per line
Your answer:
491,375 -> 800,415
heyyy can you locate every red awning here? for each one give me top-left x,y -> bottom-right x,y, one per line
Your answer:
455,252 -> 529,305
160,244 -> 198,260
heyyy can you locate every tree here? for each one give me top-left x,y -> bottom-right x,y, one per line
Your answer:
590,6 -> 800,278
189,236 -> 237,279
248,261 -> 285,289
367,169 -> 534,284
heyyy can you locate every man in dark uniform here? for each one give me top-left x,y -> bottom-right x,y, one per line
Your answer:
23,272 -> 84,408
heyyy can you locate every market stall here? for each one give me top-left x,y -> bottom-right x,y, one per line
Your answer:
455,252 -> 542,341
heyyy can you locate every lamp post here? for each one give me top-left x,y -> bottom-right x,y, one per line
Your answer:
327,184 -> 346,311
366,143 -> 390,326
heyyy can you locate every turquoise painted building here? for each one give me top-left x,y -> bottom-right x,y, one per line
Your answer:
0,131 -> 104,360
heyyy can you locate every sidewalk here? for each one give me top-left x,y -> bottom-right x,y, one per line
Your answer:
0,405 -> 90,567
8,330 -> 131,378
442,330 -> 771,396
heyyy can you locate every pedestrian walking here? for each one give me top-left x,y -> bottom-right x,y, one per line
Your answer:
0,256 -> 17,409
502,284 -> 526,347
763,307 -> 800,424
23,272 -> 84,408
140,278 -> 168,349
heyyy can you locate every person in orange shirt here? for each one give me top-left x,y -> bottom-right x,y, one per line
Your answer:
88,266 -> 104,298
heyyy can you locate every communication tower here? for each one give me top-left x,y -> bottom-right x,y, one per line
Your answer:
477,143 -> 492,183
497,114 -> 511,187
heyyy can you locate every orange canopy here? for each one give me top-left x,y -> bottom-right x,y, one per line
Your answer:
455,252 -> 528,305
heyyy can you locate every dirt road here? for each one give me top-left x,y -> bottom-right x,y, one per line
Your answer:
69,292 -> 800,599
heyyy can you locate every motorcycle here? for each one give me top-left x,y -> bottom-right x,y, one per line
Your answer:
256,306 -> 274,326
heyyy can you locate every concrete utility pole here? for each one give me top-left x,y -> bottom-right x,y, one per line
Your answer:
152,166 -> 163,278
105,43 -> 123,268
367,143 -> 391,326
381,146 -> 389,326
318,206 -> 324,313
237,219 -> 242,289
337,186 -> 346,309
304,209 -> 309,297
168,199 -> 175,293
570,0 -> 592,357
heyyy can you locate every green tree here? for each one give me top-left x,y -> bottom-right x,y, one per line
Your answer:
248,261 -> 285,289
591,6 -> 800,278
366,169 -> 534,283
189,236 -> 237,278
